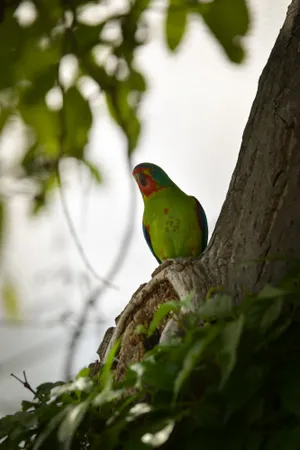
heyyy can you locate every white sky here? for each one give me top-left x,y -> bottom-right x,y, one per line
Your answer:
0,0 -> 291,414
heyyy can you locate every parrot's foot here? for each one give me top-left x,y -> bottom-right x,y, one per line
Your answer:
151,259 -> 176,277
152,257 -> 195,278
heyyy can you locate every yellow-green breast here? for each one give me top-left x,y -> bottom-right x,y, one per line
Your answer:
143,186 -> 203,261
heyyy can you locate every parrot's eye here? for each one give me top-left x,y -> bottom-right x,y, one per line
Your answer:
137,172 -> 147,187
138,173 -> 147,186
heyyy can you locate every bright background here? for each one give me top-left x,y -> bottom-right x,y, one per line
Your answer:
0,0 -> 290,414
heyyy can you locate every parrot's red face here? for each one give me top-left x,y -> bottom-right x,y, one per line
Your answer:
132,165 -> 159,198
133,163 -> 174,198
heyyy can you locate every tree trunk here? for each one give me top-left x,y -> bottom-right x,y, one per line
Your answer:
96,0 -> 300,380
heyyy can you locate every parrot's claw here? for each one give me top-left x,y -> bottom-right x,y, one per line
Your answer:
151,259 -> 175,277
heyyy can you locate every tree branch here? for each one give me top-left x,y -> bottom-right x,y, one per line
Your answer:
96,0 -> 300,377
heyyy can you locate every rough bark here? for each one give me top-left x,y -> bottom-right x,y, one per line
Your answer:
96,0 -> 300,378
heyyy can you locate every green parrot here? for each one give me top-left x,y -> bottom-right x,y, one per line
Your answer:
132,162 -> 208,263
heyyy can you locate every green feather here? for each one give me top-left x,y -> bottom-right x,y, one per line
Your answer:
144,186 -> 205,262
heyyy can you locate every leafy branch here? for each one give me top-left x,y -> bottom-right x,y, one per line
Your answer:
1,265 -> 300,449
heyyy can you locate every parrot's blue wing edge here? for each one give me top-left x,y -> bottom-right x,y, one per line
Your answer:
142,221 -> 161,264
192,196 -> 209,251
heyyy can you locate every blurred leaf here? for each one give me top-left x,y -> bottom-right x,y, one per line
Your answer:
279,361 -> 300,418
194,0 -> 249,63
81,159 -> 102,184
128,69 -> 147,92
76,367 -> 90,379
2,278 -> 19,319
36,381 -> 65,403
0,13 -> 23,89
223,365 -> 266,420
31,172 -> 58,214
33,408 -> 70,450
16,35 -> 60,85
258,285 -> 287,299
245,432 -> 264,450
141,420 -> 175,447
265,427 -> 300,450
106,84 -> 141,155
165,2 -> 187,51
0,105 -> 13,133
148,300 -> 180,337
198,293 -> 233,320
63,86 -> 92,159
20,101 -> 60,156
22,400 -> 37,412
58,401 -> 89,450
219,315 -> 244,388
0,411 -> 37,440
260,298 -> 282,333
21,66 -> 57,105
0,199 -> 4,254
73,23 -> 103,51
135,323 -> 147,334
174,326 -> 218,400
100,339 -> 120,390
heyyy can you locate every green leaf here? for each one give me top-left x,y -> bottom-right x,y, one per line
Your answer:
16,34 -> 60,86
141,419 -> 175,447
63,86 -> 92,159
20,101 -> 60,156
21,400 -> 37,412
0,105 -> 13,133
174,326 -> 218,400
93,387 -> 125,407
106,90 -> 141,155
219,315 -> 244,388
35,381 -> 65,402
260,298 -> 282,333
54,378 -> 93,397
223,365 -> 266,420
73,23 -> 103,51
258,285 -> 287,299
279,361 -> 300,418
194,0 -> 249,63
33,408 -> 70,450
0,13 -> 23,89
265,427 -> 300,450
100,339 -> 120,389
128,69 -> 147,92
244,433 -> 264,450
76,367 -> 90,379
81,159 -> 102,184
21,66 -> 57,105
165,3 -> 187,51
2,278 -> 20,319
197,293 -> 233,320
0,411 -> 37,440
148,300 -> 180,337
0,199 -> 4,255
135,324 -> 147,335
58,400 -> 89,450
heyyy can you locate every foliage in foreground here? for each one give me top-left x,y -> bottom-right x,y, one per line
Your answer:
2,266 -> 300,449
0,0 -> 250,215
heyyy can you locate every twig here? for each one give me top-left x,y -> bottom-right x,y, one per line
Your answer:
53,2 -> 137,379
55,5 -> 117,290
11,370 -> 44,403
64,157 -> 137,379
57,175 -> 117,290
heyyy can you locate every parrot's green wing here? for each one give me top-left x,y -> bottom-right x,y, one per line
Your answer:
142,220 -> 161,264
